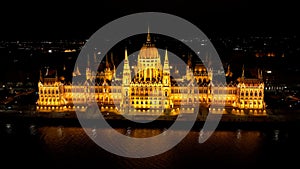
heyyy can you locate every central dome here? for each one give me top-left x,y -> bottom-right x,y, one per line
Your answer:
138,30 -> 160,59
139,43 -> 160,59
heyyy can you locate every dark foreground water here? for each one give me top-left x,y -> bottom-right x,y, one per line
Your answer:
0,118 -> 299,169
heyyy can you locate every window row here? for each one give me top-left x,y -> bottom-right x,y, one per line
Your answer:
40,90 -> 59,94
240,91 -> 262,97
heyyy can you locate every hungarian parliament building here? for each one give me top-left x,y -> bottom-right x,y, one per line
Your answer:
36,32 -> 266,116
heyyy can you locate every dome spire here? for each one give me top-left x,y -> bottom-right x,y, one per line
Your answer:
147,26 -> 151,42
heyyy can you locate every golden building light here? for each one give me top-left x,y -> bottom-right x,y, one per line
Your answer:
37,33 -> 266,116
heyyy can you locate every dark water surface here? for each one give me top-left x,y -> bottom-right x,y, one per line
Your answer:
0,118 -> 299,169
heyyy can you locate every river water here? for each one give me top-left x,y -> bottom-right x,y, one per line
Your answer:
0,119 -> 299,169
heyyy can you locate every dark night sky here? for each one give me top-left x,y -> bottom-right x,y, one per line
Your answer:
1,0 -> 300,40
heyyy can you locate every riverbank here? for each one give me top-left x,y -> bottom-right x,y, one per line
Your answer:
1,109 -> 300,130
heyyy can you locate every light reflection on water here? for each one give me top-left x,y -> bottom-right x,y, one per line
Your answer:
0,121 -> 298,169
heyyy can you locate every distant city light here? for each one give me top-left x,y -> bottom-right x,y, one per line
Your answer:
6,123 -> 11,129
48,49 -> 52,53
64,49 -> 76,53
266,70 -> 272,74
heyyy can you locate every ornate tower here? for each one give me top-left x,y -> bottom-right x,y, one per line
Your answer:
121,48 -> 131,114
163,49 -> 170,86
185,54 -> 193,81
86,54 -> 92,81
163,49 -> 172,109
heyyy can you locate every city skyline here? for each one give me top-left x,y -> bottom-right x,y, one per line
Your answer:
1,32 -> 299,85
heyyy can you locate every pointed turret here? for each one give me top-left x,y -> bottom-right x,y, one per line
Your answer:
87,54 -> 90,68
241,64 -> 245,79
186,54 -> 193,80
122,48 -> 131,85
162,49 -> 172,109
121,48 -> 131,114
39,69 -> 43,82
86,54 -> 92,80
163,49 -> 170,73
110,52 -> 115,68
45,67 -> 49,76
72,70 -> 76,77
55,70 -> 58,79
105,54 -> 110,70
187,54 -> 192,68
163,49 -> 171,86
93,52 -> 97,64
110,52 -> 116,78
226,64 -> 233,77
258,68 -> 263,80
174,65 -> 179,75
76,64 -> 81,76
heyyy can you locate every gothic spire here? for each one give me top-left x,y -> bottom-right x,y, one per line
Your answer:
258,68 -> 263,80
105,54 -> 110,70
87,54 -> 90,68
110,52 -> 115,68
226,64 -> 233,77
39,69 -> 43,82
147,26 -> 151,42
124,48 -> 130,71
122,48 -> 131,86
163,49 -> 170,73
242,64 -> 245,79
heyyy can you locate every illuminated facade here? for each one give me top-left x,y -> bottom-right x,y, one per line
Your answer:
36,33 -> 266,116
